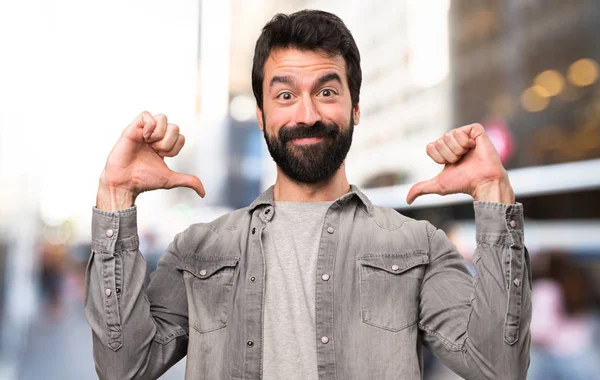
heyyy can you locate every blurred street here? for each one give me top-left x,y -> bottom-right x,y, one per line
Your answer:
14,262 -> 186,380
19,297 -> 97,380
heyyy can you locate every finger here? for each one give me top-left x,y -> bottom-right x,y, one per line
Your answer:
433,139 -> 460,164
166,172 -> 206,198
123,111 -> 154,141
151,123 -> 180,152
442,131 -> 468,156
159,134 -> 185,158
452,128 -> 476,148
406,177 -> 444,205
140,111 -> 157,140
145,114 -> 168,143
459,123 -> 485,141
426,142 -> 446,164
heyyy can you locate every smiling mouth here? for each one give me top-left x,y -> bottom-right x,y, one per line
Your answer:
291,137 -> 325,145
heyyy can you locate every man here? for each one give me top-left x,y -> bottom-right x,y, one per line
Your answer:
85,10 -> 531,380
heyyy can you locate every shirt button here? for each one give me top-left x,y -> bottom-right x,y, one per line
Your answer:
199,269 -> 207,276
321,273 -> 330,281
321,336 -> 329,344
250,276 -> 256,282
513,278 -> 521,287
391,265 -> 399,271
246,340 -> 254,348
105,288 -> 112,297
326,226 -> 334,234
510,220 -> 517,228
105,229 -> 114,238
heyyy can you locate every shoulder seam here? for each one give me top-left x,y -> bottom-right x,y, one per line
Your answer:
360,206 -> 409,231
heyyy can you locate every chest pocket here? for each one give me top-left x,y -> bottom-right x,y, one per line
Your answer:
177,256 -> 239,334
358,251 -> 429,332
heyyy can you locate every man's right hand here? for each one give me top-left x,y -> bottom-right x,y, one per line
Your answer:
96,111 -> 205,211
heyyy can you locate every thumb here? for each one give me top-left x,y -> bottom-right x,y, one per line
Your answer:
406,177 -> 442,205
166,171 -> 206,198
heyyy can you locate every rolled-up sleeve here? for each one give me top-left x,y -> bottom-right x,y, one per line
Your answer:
419,202 -> 531,379
85,206 -> 189,379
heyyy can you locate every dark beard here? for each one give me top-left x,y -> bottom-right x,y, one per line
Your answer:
263,113 -> 354,184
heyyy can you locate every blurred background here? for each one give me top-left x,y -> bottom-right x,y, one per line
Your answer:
0,0 -> 599,379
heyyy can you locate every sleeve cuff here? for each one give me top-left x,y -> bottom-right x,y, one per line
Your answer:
473,201 -> 524,246
91,206 -> 139,253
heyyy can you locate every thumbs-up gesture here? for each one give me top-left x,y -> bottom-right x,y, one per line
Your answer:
406,123 -> 515,205
97,111 -> 205,211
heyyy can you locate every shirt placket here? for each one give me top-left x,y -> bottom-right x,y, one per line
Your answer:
315,201 -> 341,379
243,206 -> 274,379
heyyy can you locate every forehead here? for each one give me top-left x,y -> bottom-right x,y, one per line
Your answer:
263,48 -> 347,84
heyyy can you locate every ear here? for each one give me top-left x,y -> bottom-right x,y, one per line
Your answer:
352,103 -> 360,125
256,105 -> 264,131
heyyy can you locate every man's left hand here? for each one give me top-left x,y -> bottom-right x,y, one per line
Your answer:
406,123 -> 515,205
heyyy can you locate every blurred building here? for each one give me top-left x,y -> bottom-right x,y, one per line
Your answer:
450,0 -> 600,170
441,0 -> 600,221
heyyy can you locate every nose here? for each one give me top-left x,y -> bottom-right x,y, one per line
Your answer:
294,95 -> 321,126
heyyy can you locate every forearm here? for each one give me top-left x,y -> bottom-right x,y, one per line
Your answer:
458,202 -> 531,378
469,177 -> 531,377
84,207 -> 188,379
420,202 -> 531,379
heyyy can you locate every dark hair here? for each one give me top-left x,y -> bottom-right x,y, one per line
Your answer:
252,9 -> 361,110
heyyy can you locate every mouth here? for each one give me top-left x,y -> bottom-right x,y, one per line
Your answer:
290,137 -> 326,145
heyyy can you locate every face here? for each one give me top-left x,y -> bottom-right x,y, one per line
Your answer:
257,48 -> 360,184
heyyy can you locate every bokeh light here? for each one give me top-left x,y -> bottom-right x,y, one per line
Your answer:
534,70 -> 565,97
567,58 -> 599,87
521,86 -> 550,112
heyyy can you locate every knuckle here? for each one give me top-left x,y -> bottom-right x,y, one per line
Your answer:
471,123 -> 484,132
154,114 -> 167,123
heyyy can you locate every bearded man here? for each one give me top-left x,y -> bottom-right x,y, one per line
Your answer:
85,10 -> 531,380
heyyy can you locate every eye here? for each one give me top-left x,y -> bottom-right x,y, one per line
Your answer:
277,91 -> 293,101
319,88 -> 336,97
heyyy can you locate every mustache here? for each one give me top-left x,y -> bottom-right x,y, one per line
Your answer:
278,121 -> 340,144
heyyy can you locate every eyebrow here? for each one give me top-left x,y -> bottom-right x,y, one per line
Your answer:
270,75 -> 296,89
315,73 -> 342,88
269,72 -> 343,91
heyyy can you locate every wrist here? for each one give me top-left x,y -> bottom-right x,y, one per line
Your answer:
472,177 -> 515,204
97,174 -> 137,211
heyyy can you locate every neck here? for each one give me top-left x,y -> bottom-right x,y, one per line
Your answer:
273,164 -> 350,202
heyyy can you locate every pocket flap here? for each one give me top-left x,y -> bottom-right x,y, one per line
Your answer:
177,256 -> 240,278
358,251 -> 429,274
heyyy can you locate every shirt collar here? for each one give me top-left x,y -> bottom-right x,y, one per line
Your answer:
247,184 -> 373,216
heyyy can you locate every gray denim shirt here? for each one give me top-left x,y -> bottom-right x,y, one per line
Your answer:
85,185 -> 531,379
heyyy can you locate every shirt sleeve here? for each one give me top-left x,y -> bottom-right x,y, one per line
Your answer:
419,202 -> 531,379
85,206 -> 189,380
